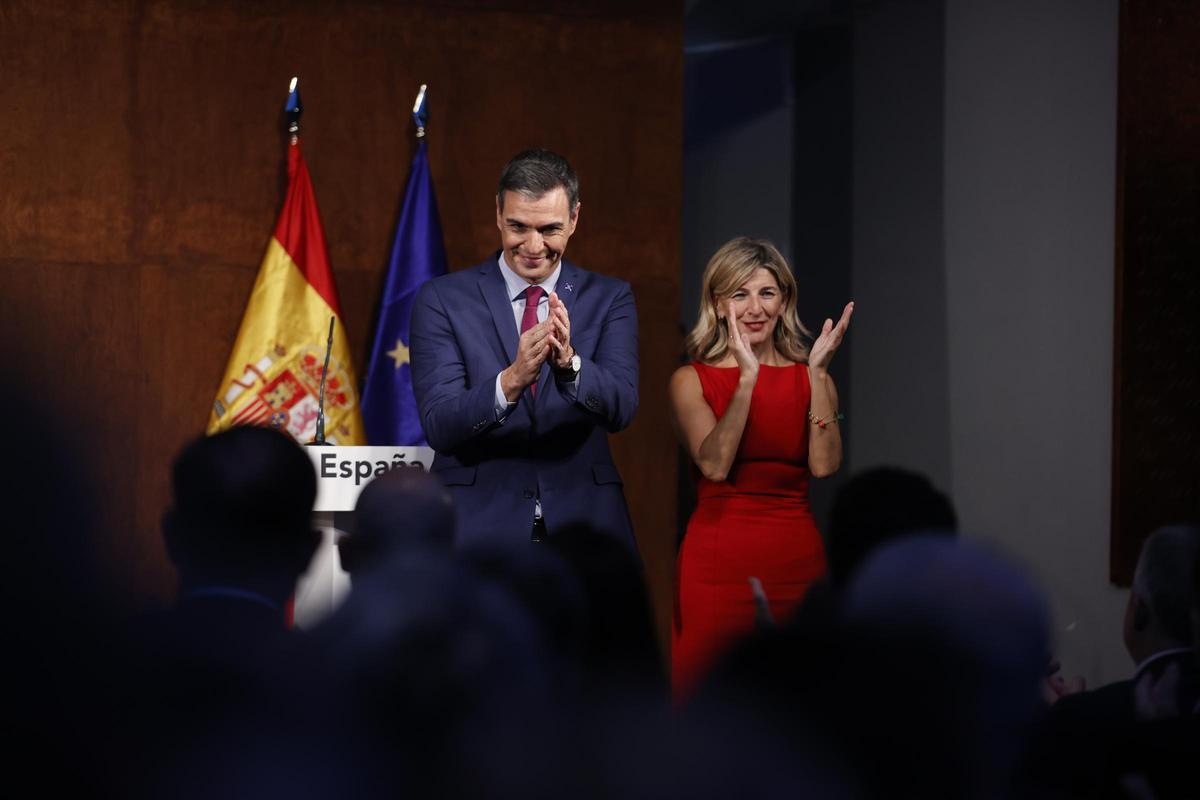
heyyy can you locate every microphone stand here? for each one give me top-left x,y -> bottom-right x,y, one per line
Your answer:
308,316 -> 335,447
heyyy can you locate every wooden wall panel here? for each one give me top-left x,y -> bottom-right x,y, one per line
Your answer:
615,274 -> 682,642
0,0 -> 682,636
0,2 -> 138,264
1112,0 -> 1200,583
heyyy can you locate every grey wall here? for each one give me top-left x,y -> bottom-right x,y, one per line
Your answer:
851,0 -> 1126,684
792,25 -> 855,524
942,0 -> 1125,684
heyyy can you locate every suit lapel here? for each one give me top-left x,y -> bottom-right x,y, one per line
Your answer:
481,258 -> 541,415
479,261 -> 519,365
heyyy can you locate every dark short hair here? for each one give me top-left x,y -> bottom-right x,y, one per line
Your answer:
497,148 -> 580,215
170,426 -> 316,563
828,467 -> 958,586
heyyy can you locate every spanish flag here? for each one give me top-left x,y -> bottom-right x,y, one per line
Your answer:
208,138 -> 365,445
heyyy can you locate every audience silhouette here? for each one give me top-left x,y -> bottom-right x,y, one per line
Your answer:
339,465 -> 456,575
1041,524 -> 1200,798
826,465 -> 958,585
9,408 -> 1196,799
162,425 -> 320,628
786,465 -> 959,635
113,427 -> 322,793
3,370 -> 120,796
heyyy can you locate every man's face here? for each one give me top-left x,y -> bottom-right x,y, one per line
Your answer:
496,186 -> 579,283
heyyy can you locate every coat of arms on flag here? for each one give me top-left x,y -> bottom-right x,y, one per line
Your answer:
213,341 -> 358,443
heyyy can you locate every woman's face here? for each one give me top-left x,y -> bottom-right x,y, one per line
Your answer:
722,267 -> 784,346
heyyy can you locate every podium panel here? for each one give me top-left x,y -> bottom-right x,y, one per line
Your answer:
294,446 -> 435,628
305,445 -> 436,511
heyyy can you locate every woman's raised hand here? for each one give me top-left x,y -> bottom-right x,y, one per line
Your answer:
726,300 -> 759,380
808,301 -> 854,373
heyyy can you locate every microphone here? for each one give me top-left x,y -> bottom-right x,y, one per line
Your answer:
308,316 -> 335,447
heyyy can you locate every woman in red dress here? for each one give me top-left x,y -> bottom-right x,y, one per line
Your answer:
670,237 -> 853,700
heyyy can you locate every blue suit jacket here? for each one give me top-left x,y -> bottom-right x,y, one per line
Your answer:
410,254 -> 638,550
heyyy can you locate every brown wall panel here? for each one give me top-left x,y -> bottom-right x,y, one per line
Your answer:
616,274 -> 681,643
0,1 -> 682,641
1112,0 -> 1200,583
0,1 -> 138,264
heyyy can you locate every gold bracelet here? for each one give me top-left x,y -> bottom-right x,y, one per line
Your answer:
807,410 -> 844,429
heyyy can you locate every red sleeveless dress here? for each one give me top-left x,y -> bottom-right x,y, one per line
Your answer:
672,362 -> 827,699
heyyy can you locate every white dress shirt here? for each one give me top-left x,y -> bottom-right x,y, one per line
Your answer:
491,253 -> 578,415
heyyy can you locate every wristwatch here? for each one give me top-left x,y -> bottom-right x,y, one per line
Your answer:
555,352 -> 582,380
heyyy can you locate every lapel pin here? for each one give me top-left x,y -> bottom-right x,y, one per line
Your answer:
563,282 -> 574,293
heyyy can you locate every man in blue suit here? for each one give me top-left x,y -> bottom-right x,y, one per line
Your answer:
410,149 -> 638,550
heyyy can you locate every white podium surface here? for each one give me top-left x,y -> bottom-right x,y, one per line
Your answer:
305,445 -> 436,511
293,445 -> 435,629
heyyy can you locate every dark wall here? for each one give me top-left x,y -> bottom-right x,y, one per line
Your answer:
1111,0 -> 1200,582
849,0 -> 950,491
0,0 -> 682,637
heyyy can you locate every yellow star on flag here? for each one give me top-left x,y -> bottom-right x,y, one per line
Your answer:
387,338 -> 410,368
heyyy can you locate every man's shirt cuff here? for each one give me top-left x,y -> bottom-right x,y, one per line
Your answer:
494,373 -> 516,420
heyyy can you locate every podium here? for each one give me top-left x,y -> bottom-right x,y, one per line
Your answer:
293,445 -> 435,628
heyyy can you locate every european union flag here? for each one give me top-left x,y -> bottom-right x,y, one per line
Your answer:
361,137 -> 446,445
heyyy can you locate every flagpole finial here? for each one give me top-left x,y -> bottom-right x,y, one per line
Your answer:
285,77 -> 303,144
412,84 -> 428,139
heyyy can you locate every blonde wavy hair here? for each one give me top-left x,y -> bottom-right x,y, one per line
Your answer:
685,237 -> 812,365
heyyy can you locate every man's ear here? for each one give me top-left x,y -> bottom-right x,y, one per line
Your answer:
568,201 -> 581,233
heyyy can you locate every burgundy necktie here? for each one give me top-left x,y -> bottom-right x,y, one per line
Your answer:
521,285 -> 545,395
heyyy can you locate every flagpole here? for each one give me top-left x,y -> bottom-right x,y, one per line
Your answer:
413,84 -> 427,139
283,77 -> 331,448
286,76 -> 302,145
360,83 -> 447,445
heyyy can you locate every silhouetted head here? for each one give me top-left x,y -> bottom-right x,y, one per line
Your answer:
340,468 -> 455,575
163,426 -> 318,593
315,550 -> 550,792
827,466 -> 957,585
549,524 -> 663,693
1123,524 -> 1200,664
461,542 -> 587,669
842,536 -> 1050,798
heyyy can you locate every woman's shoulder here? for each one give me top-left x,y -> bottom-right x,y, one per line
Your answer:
670,363 -> 700,387
670,360 -> 732,392
687,357 -> 738,372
